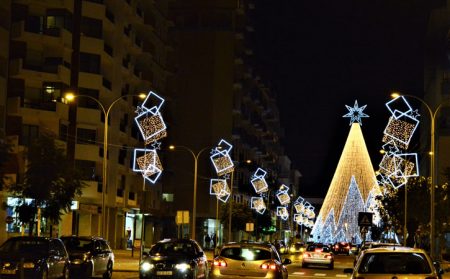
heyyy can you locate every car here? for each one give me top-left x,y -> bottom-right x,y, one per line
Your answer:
302,243 -> 334,269
210,241 -> 292,279
289,242 -> 306,254
139,238 -> 208,279
60,235 -> 114,278
345,246 -> 445,279
353,241 -> 403,265
332,242 -> 351,255
273,240 -> 288,254
0,236 -> 70,279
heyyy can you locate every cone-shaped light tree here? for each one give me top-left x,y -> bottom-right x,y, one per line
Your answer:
311,101 -> 381,244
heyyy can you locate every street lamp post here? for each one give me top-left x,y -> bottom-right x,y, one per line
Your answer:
169,145 -> 211,241
391,92 -> 450,259
66,93 -> 146,238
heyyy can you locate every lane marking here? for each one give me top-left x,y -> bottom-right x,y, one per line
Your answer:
314,273 -> 327,276
292,272 -> 305,275
336,275 -> 347,277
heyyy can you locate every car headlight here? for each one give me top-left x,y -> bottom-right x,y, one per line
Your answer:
175,263 -> 190,272
22,262 -> 35,269
140,262 -> 154,272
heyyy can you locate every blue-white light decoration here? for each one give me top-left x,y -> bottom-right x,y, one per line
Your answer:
133,149 -> 163,184
343,100 -> 369,126
276,206 -> 289,221
210,139 -> 234,177
250,168 -> 269,194
134,91 -> 167,144
251,197 -> 266,214
276,184 -> 291,205
377,96 -> 420,189
209,178 -> 231,202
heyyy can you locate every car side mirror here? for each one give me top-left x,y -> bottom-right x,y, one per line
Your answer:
343,268 -> 353,274
282,258 -> 292,265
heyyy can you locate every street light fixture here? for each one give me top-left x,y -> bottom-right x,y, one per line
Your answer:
168,145 -> 212,241
390,92 -> 450,259
66,92 -> 146,238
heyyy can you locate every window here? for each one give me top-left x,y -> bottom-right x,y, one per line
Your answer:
77,128 -> 97,145
128,192 -> 135,200
79,52 -> 100,74
162,193 -> 174,202
119,146 -> 127,165
78,88 -> 99,109
220,248 -> 271,261
75,159 -> 97,180
59,123 -> 68,141
43,82 -> 63,102
21,125 -> 39,146
81,17 -> 102,38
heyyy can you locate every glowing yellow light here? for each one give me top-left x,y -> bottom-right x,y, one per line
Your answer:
65,93 -> 75,101
391,92 -> 401,98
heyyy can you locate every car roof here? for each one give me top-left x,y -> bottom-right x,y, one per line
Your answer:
221,242 -> 273,249
8,236 -> 52,241
363,246 -> 427,253
60,235 -> 106,241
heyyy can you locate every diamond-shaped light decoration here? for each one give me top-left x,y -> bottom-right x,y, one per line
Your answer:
209,178 -> 231,202
276,206 -> 289,221
134,91 -> 168,145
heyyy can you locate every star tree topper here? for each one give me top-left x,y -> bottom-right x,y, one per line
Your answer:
343,100 -> 369,126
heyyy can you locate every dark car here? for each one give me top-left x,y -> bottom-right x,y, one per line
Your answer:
332,242 -> 351,255
139,238 -> 208,279
60,236 -> 114,279
0,236 -> 70,279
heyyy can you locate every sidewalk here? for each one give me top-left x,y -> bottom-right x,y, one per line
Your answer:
113,249 -> 215,272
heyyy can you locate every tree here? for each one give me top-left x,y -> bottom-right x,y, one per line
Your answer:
9,132 -> 84,235
220,201 -> 254,232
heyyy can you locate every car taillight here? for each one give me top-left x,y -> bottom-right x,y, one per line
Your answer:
335,245 -> 339,249
304,253 -> 311,258
325,254 -> 332,259
260,262 -> 277,270
213,259 -> 227,267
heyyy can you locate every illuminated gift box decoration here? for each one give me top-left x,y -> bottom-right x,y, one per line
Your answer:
134,91 -> 168,144
294,214 -> 303,224
133,149 -> 163,184
209,178 -> 231,202
250,168 -> 268,194
251,197 -> 266,214
294,202 -> 305,214
382,115 -> 419,150
276,206 -> 289,221
305,206 -> 316,219
210,139 -> 234,176
378,152 -> 419,189
276,184 -> 290,205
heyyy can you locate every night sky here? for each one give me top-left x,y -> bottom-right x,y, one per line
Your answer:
253,0 -> 445,197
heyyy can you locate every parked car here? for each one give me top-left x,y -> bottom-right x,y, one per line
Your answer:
302,243 -> 334,269
211,241 -> 292,279
332,242 -> 351,255
345,246 -> 445,279
139,238 -> 208,279
60,235 -> 114,278
0,236 -> 70,278
289,242 -> 306,254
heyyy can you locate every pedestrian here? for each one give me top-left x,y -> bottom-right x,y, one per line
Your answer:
212,233 -> 218,249
205,234 -> 211,249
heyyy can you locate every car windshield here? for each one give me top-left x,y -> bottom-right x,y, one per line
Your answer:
61,238 -> 93,251
220,247 -> 272,261
0,239 -> 48,254
358,252 -> 432,274
150,241 -> 196,256
307,245 -> 330,252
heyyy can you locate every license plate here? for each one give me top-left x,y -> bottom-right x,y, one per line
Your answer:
1,269 -> 16,274
156,271 -> 173,275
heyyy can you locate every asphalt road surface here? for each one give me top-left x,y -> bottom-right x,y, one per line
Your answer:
111,254 -> 356,279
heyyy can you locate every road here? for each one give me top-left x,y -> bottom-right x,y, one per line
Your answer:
111,253 -> 355,279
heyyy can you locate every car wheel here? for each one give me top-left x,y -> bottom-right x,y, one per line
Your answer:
41,268 -> 48,279
102,261 -> 113,279
328,263 -> 334,270
60,265 -> 70,279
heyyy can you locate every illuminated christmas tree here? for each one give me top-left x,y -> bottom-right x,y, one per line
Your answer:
311,101 -> 380,244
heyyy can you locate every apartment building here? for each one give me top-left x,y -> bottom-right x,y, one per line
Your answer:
4,0 -> 174,248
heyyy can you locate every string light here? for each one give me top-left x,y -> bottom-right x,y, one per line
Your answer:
276,206 -> 289,221
209,178 -> 231,202
276,184 -> 291,205
342,100 -> 369,126
313,102 -> 380,244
